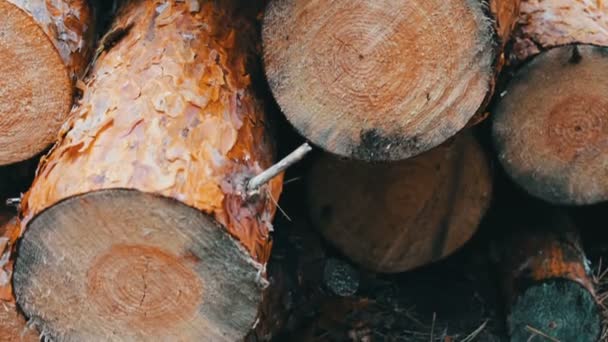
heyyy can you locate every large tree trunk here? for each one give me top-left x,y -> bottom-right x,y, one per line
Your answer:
512,0 -> 608,61
262,0 -> 520,161
500,205 -> 601,342
0,0 -> 94,165
492,45 -> 608,205
307,132 -> 493,273
13,1 -> 283,340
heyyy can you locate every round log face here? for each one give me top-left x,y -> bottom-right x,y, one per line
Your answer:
263,0 -> 495,161
307,133 -> 492,272
508,280 -> 601,342
14,189 -> 264,341
493,45 -> 608,205
0,0 -> 71,165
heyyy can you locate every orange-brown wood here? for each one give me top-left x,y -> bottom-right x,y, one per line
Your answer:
512,0 -> 608,61
0,301 -> 38,342
0,217 -> 38,342
493,45 -> 608,205
307,132 -> 493,273
500,206 -> 601,341
0,0 -> 94,165
0,218 -> 20,303
20,0 -> 282,264
263,0 -> 520,161
14,1 -> 283,340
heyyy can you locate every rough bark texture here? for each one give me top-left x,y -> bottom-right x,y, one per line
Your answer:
500,206 -> 601,342
0,301 -> 38,342
14,0 -> 282,340
493,45 -> 608,205
262,0 -> 520,161
0,217 -> 38,342
307,132 -> 493,273
0,217 -> 20,303
0,0 -> 94,165
512,0 -> 608,61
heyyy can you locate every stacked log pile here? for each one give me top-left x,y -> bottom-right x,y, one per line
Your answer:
0,0 -> 608,341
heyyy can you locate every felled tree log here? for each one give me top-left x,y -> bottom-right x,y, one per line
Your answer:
13,1 -> 283,340
262,0 -> 520,161
0,0 -> 94,165
501,207 -> 601,342
0,217 -> 38,342
493,45 -> 608,205
307,132 -> 492,273
512,0 -> 608,61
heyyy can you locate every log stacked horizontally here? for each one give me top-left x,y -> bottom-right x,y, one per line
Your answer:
493,45 -> 608,205
307,132 -> 492,272
2,0 -> 608,341
499,205 -> 601,341
262,0 -> 520,161
0,0 -> 94,165
12,1 -> 282,340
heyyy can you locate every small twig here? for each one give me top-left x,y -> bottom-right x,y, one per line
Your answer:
268,190 -> 291,222
461,320 -> 488,342
247,143 -> 312,197
283,176 -> 302,186
5,197 -> 21,208
525,325 -> 560,342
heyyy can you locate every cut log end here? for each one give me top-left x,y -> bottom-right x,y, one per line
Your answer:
493,45 -> 608,205
0,0 -> 72,166
263,0 -> 496,161
14,189 -> 264,341
501,207 -> 601,342
307,133 -> 492,273
509,280 -> 600,342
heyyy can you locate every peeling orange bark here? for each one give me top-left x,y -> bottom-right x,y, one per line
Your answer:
0,0 -> 94,165
6,0 -> 94,79
513,0 -> 608,61
14,1 -> 283,340
21,0 -> 282,263
0,218 -> 20,303
500,206 -> 601,341
0,218 -> 38,342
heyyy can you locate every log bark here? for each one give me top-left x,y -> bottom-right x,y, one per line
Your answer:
262,0 -> 520,161
0,218 -> 38,342
13,1 -> 283,340
307,132 -> 493,273
512,0 -> 608,61
0,300 -> 38,342
492,45 -> 608,205
500,207 -> 601,342
0,0 -> 94,165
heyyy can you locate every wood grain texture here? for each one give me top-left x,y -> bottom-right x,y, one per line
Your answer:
307,132 -> 493,273
263,0 -> 519,161
0,0 -> 94,165
512,0 -> 608,61
15,0 -> 282,339
493,45 -> 608,205
501,208 -> 600,342
15,190 -> 265,340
